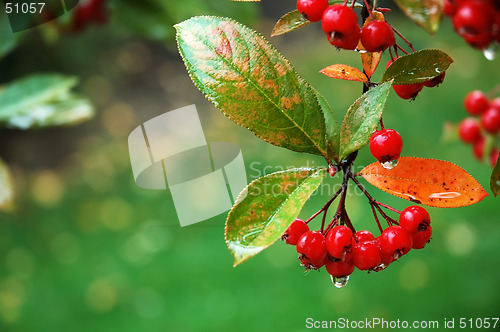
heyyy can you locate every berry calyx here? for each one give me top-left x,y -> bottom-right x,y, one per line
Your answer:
352,242 -> 382,271
360,20 -> 395,52
399,205 -> 431,234
325,259 -> 355,277
369,128 -> 403,163
321,5 -> 360,50
464,90 -> 489,115
411,226 -> 432,249
296,0 -> 329,22
296,231 -> 327,263
380,226 -> 413,262
480,106 -> 500,134
282,218 -> 309,245
326,225 -> 354,261
458,118 -> 482,143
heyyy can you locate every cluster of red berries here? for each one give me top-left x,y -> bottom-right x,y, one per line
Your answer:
296,0 -> 395,51
458,90 -> 500,167
282,206 -> 432,279
386,58 -> 446,100
72,0 -> 109,32
444,0 -> 500,50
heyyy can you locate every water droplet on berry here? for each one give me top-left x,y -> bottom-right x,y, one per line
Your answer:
381,159 -> 398,170
483,43 -> 497,61
330,275 -> 349,288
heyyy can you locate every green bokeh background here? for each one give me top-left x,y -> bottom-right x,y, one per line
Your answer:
0,1 -> 499,331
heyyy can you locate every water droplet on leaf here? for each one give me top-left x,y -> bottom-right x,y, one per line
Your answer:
330,275 -> 349,288
381,159 -> 398,170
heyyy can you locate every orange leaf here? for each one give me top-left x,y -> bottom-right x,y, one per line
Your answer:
320,64 -> 368,84
359,157 -> 488,208
361,52 -> 382,78
358,11 -> 385,78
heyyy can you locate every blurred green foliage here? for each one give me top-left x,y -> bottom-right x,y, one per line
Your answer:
0,1 -> 499,332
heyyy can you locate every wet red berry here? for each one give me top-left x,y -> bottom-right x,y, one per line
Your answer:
352,242 -> 382,271
282,218 -> 309,245
297,0 -> 329,22
360,20 -> 395,52
464,90 -> 489,115
326,226 -> 354,261
325,259 -> 355,277
411,226 -> 432,249
380,226 -> 413,262
458,118 -> 482,144
369,129 -> 403,163
321,5 -> 360,50
297,231 -> 327,263
399,205 -> 431,234
354,230 -> 375,243
480,106 -> 500,134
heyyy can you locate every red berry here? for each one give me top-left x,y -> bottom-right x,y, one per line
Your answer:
352,242 -> 382,271
360,21 -> 395,52
321,5 -> 360,50
464,90 -> 489,115
490,98 -> 500,110
490,148 -> 499,167
443,0 -> 457,16
458,118 -> 482,144
463,31 -> 494,49
411,226 -> 432,249
325,259 -> 355,277
296,231 -> 327,263
380,226 -> 412,261
282,218 -> 309,245
453,1 -> 494,36
473,137 -> 485,160
423,72 -> 446,88
392,83 -> 424,100
369,129 -> 403,163
297,0 -> 329,22
354,230 -> 375,243
399,206 -> 431,234
326,226 -> 354,261
480,106 -> 500,134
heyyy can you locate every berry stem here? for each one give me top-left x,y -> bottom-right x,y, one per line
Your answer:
395,43 -> 409,55
486,83 -> 500,99
369,203 -> 384,234
363,0 -> 374,22
305,187 -> 343,224
349,174 -> 398,226
391,25 -> 415,52
375,200 -> 401,214
379,118 -> 385,130
343,0 -> 349,6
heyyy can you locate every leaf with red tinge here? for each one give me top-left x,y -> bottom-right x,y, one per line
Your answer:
320,64 -> 369,84
491,155 -> 500,197
359,157 -> 488,208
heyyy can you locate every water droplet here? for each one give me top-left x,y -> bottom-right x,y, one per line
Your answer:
483,42 -> 498,61
330,275 -> 349,288
381,159 -> 399,170
428,192 -> 461,199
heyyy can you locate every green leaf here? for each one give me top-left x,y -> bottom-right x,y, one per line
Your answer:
393,0 -> 443,34
339,81 -> 392,160
271,1 -> 362,37
0,158 -> 14,212
381,49 -> 453,85
225,167 -> 326,266
0,13 -> 22,60
0,74 -> 95,129
491,155 -> 500,197
176,16 -> 328,158
313,88 -> 340,163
